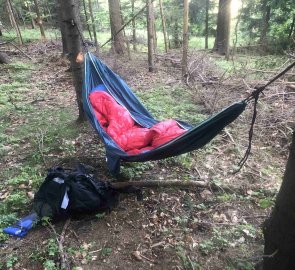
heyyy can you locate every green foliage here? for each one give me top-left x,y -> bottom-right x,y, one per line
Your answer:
100,247 -> 113,257
95,212 -> 106,219
5,254 -> 18,269
47,238 -> 59,257
189,0 -> 216,36
239,0 -> 295,51
43,259 -> 59,270
176,245 -> 201,270
136,86 -> 205,124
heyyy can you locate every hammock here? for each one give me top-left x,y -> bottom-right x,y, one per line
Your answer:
83,52 -> 246,175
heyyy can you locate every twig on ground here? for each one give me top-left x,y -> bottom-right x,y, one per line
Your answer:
59,218 -> 71,270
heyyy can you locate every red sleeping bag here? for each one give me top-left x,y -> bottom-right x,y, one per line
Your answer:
89,91 -> 186,154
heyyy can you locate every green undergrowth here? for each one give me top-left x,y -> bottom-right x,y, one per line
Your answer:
137,85 -> 206,124
0,60 -> 83,243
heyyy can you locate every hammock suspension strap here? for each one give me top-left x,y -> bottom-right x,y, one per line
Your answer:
235,60 -> 295,173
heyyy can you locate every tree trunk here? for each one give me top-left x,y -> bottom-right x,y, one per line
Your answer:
131,0 -> 137,51
153,20 -> 157,53
173,20 -> 181,48
182,0 -> 189,76
33,0 -> 46,40
28,5 -> 36,29
214,0 -> 231,55
205,0 -> 209,49
146,0 -> 155,72
82,0 -> 93,40
58,0 -> 69,57
45,3 -> 53,24
159,0 -> 168,53
88,0 -> 99,50
60,0 -> 86,122
288,15 -> 295,39
260,0 -> 271,45
263,130 -> 295,269
0,52 -> 10,64
108,0 -> 125,54
6,0 -> 23,45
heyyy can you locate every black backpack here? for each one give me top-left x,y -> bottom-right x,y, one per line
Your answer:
33,164 -> 142,218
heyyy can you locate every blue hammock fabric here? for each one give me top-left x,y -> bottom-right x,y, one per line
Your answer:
83,52 -> 246,175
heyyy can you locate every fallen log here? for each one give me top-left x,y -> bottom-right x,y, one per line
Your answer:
111,180 -> 208,189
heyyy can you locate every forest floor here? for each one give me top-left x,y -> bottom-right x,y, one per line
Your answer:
0,41 -> 294,270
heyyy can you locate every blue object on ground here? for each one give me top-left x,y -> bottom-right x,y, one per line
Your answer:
3,213 -> 39,238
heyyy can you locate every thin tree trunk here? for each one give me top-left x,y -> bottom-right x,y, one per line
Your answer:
88,0 -> 98,50
232,0 -> 243,57
119,3 -> 131,59
108,0 -> 126,54
173,20 -> 181,48
153,20 -> 157,52
45,3 -> 53,24
60,0 -> 85,122
205,0 -> 209,49
263,130 -> 295,269
146,0 -> 155,72
6,0 -> 23,45
19,8 -> 26,27
182,0 -> 189,76
58,1 -> 69,57
131,0 -> 137,51
159,0 -> 168,53
101,4 -> 147,48
260,0 -> 271,45
28,5 -> 36,29
33,0 -> 46,40
288,15 -> 295,39
214,0 -> 231,56
83,0 -> 93,40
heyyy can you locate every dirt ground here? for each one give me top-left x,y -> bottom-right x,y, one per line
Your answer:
0,41 -> 294,270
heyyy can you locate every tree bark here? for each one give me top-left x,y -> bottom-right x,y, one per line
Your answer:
288,15 -> 295,39
108,0 -> 126,54
82,0 -> 93,40
153,20 -> 157,53
28,5 -> 36,29
131,0 -> 137,51
58,0 -> 69,57
214,0 -> 231,55
60,0 -> 86,122
205,0 -> 209,49
146,0 -> 155,72
159,0 -> 168,53
101,4 -> 148,49
173,20 -> 181,48
88,0 -> 99,51
6,0 -> 23,45
33,0 -> 46,40
263,130 -> 295,270
260,0 -> 271,45
182,0 -> 189,76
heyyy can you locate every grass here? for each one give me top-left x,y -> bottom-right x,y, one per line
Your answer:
3,27 -> 216,52
0,59 -> 81,243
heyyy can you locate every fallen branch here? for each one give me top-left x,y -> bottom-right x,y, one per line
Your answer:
8,41 -> 32,60
111,180 -> 208,189
59,218 -> 71,270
